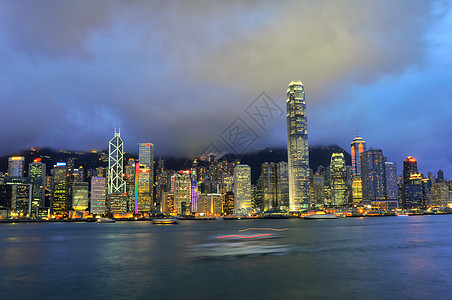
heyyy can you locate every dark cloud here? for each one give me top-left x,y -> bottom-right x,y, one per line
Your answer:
0,0 -> 451,176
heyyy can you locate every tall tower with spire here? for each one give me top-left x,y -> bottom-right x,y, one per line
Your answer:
108,126 -> 126,195
351,132 -> 366,204
286,81 -> 310,211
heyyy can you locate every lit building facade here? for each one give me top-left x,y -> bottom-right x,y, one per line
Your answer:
91,177 -> 106,215
108,128 -> 126,195
384,161 -> 398,201
360,149 -> 386,202
330,153 -> 347,206
286,81 -> 310,211
8,156 -> 25,177
351,135 -> 366,204
233,164 -> 251,214
138,143 -> 154,212
51,163 -> 71,217
29,159 -> 46,210
72,182 -> 89,211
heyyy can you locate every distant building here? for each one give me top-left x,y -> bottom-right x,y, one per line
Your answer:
233,164 -> 251,214
8,156 -> 25,177
286,81 -> 310,211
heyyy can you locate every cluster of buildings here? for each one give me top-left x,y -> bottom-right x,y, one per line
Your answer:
0,81 -> 450,219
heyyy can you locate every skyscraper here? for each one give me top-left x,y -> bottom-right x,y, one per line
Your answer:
286,81 -> 310,211
350,135 -> 366,176
8,156 -> 25,177
51,162 -> 71,217
233,164 -> 251,214
402,156 -> 424,209
360,148 -> 386,201
384,161 -> 398,201
108,128 -> 126,194
107,127 -> 126,215
91,177 -> 106,215
350,135 -> 366,204
330,153 -> 347,206
138,143 -> 154,212
29,159 -> 46,212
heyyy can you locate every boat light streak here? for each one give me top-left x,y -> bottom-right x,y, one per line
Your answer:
217,234 -> 271,239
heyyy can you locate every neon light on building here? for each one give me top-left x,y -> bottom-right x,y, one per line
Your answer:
135,162 -> 139,214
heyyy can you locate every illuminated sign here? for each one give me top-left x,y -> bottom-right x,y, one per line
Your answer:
33,158 -> 42,163
56,162 -> 67,167
10,157 -> 23,161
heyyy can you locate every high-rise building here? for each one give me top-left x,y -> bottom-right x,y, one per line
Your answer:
286,81 -> 310,211
91,177 -> 106,215
72,182 -> 89,211
360,148 -> 386,201
8,156 -> 25,177
403,156 -> 418,184
107,128 -> 126,215
401,156 -> 424,209
108,128 -> 126,195
330,153 -> 347,206
233,164 -> 251,214
51,162 -> 71,217
276,162 -> 289,210
311,174 -> 325,207
261,162 -> 277,211
350,135 -> 366,177
384,161 -> 398,201
138,143 -> 154,212
29,159 -> 46,211
351,135 -> 366,204
173,171 -> 192,216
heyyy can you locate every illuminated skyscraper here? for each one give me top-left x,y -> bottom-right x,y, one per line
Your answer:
330,153 -> 347,206
91,177 -> 106,215
72,182 -> 89,211
29,159 -> 46,211
108,128 -> 126,194
233,164 -> 251,214
350,135 -> 366,176
402,156 -> 424,209
360,149 -> 386,201
138,143 -> 154,212
351,135 -> 366,204
286,81 -> 310,211
8,156 -> 25,177
384,161 -> 397,201
51,162 -> 71,217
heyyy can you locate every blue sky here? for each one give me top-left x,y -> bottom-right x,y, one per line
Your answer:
0,0 -> 451,176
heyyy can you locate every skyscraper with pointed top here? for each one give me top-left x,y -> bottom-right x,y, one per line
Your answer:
108,127 -> 126,195
286,81 -> 310,211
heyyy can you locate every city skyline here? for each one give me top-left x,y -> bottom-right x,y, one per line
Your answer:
1,1 -> 452,177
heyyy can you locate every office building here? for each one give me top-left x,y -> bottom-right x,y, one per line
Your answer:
330,153 -> 347,206
233,164 -> 251,214
286,81 -> 310,210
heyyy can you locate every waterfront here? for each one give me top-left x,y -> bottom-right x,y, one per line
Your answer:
1,215 -> 452,299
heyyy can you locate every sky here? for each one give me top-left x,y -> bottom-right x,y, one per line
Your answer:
0,0 -> 451,177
